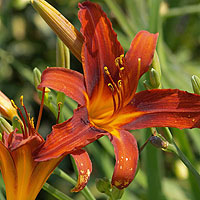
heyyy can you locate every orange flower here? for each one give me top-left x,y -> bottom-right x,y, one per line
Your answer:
35,1 -> 200,189
0,95 -> 91,199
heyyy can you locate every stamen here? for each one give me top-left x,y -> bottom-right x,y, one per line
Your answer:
11,99 -> 28,138
56,102 -> 62,124
20,96 -> 32,136
36,87 -> 45,132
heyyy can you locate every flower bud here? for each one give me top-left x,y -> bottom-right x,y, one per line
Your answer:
0,91 -> 19,121
96,178 -> 111,194
31,0 -> 84,62
0,117 -> 13,134
151,51 -> 161,77
33,67 -> 42,90
191,75 -> 200,95
33,67 -> 50,92
56,38 -> 70,69
149,68 -> 161,88
149,136 -> 168,149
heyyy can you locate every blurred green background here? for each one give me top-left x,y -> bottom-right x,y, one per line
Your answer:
1,0 -> 200,199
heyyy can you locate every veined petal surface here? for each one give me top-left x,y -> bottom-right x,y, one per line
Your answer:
34,106 -> 107,161
122,89 -> 200,130
124,31 -> 158,102
0,142 -> 17,200
78,1 -> 124,98
109,130 -> 138,189
38,67 -> 86,105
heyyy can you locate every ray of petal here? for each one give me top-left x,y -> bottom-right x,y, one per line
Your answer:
109,130 -> 138,189
0,142 -> 17,200
121,89 -> 200,130
28,157 -> 63,200
71,149 -> 92,192
11,144 -> 36,200
124,31 -> 158,102
78,1 -> 124,98
38,67 -> 86,105
34,106 -> 107,161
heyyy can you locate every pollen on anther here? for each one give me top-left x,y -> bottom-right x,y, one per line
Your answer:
108,83 -> 114,92
118,80 -> 122,87
104,66 -> 110,75
119,54 -> 124,65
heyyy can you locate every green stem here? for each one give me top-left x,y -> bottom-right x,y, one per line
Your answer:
53,168 -> 95,200
148,0 -> 161,33
43,182 -> 73,200
170,140 -> 200,187
163,4 -> 200,18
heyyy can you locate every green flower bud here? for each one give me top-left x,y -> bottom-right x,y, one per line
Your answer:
191,75 -> 200,95
96,178 -> 111,194
0,117 -> 13,134
151,51 -> 161,77
56,38 -> 70,69
149,68 -> 161,88
33,67 -> 41,90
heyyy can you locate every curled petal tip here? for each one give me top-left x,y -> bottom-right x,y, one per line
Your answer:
110,130 -> 138,189
71,149 -> 92,192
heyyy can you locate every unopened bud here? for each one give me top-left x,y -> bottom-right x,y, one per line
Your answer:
191,75 -> 200,95
149,68 -> 161,88
33,67 -> 41,90
96,178 -> 111,194
0,91 -> 19,120
150,136 -> 168,149
31,0 -> 83,62
56,38 -> 70,69
33,67 -> 50,92
0,117 -> 13,134
151,51 -> 161,77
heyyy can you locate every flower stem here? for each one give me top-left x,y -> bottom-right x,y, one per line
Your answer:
53,167 -> 95,200
163,4 -> 200,18
43,182 -> 73,200
169,140 -> 200,187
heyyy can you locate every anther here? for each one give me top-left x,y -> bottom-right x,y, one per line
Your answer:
104,66 -> 110,75
20,96 -> 24,106
11,100 -> 18,110
108,83 -> 114,92
118,80 -> 122,87
119,54 -> 124,65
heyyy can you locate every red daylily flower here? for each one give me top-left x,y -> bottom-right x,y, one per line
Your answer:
35,1 -> 200,189
0,96 -> 91,200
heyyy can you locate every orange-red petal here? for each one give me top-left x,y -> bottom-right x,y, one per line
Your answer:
122,89 -> 200,130
0,141 -> 17,200
124,31 -> 158,101
38,67 -> 86,105
78,1 -> 124,98
71,149 -> 92,192
109,130 -> 138,189
34,106 -> 107,161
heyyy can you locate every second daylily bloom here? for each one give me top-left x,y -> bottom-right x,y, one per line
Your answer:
0,95 -> 91,200
34,1 -> 200,189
